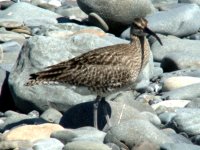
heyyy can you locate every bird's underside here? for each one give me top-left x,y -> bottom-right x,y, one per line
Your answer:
26,43 -> 143,94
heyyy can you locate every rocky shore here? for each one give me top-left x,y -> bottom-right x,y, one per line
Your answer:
0,0 -> 200,150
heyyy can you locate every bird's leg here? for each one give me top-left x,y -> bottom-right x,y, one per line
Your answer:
101,97 -> 112,130
93,95 -> 101,129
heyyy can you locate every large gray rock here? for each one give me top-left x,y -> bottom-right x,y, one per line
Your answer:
160,143 -> 200,150
63,141 -> 111,150
0,2 -> 60,26
161,51 -> 200,71
179,0 -> 200,6
151,36 -> 200,62
147,4 -> 200,37
172,110 -> 200,136
161,83 -> 200,100
105,119 -> 173,148
77,0 -> 155,33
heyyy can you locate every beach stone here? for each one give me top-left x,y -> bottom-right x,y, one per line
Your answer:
0,46 -> 2,63
133,141 -> 159,150
1,41 -> 22,53
0,140 -> 32,150
32,0 -> 62,8
51,127 -> 106,144
33,138 -> 64,150
161,83 -> 200,100
0,112 -> 47,132
159,112 -> 177,124
2,123 -> 64,142
64,141 -> 111,150
0,2 -> 60,26
151,36 -> 200,62
105,119 -> 173,148
186,99 -> 200,108
152,100 -> 190,110
77,0 -> 155,33
0,28 -> 26,45
187,32 -> 200,40
160,69 -> 200,81
0,20 -> 23,29
160,143 -> 200,150
40,108 -> 62,124
161,51 -> 200,71
162,76 -> 200,91
172,110 -> 200,136
147,4 -> 200,37
179,0 -> 200,6
56,6 -> 87,20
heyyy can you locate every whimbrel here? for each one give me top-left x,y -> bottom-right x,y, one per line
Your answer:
25,18 -> 162,129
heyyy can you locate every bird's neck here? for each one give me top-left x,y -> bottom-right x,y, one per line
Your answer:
130,35 -> 145,46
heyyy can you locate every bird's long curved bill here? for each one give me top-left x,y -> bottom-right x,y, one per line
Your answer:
144,28 -> 163,45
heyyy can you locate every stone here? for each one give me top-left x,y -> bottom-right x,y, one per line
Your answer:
0,112 -> 47,132
172,110 -> 200,136
0,28 -> 26,45
1,41 -> 22,53
133,141 -> 160,150
160,69 -> 200,81
187,32 -> 200,40
77,0 -> 155,34
104,119 -> 173,148
161,83 -> 200,100
0,46 -> 3,63
151,36 -> 200,62
152,100 -> 190,110
2,123 -> 64,142
179,0 -> 200,6
0,140 -> 32,150
186,99 -> 200,108
147,4 -> 200,37
162,76 -> 200,91
63,141 -> 111,150
161,51 -> 200,71
56,6 -> 87,20
51,127 -> 106,144
0,2 -> 60,26
159,112 -> 177,124
32,0 -> 62,8
40,108 -> 63,124
33,138 -> 64,150
160,143 -> 200,150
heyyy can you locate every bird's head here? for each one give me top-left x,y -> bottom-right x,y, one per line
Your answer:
130,18 -> 163,45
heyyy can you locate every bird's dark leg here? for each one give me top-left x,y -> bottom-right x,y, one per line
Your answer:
93,95 -> 101,129
101,97 -> 112,131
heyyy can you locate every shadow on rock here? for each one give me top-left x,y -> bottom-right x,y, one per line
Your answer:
0,71 -> 16,112
60,100 -> 111,130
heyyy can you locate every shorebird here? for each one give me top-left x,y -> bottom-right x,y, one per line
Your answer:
25,18 -> 162,129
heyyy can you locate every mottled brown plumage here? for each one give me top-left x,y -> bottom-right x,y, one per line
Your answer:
25,18 -> 162,129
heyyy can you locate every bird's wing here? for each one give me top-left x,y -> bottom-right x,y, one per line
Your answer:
45,43 -> 131,70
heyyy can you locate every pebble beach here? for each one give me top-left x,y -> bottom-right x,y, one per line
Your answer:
0,0 -> 200,150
